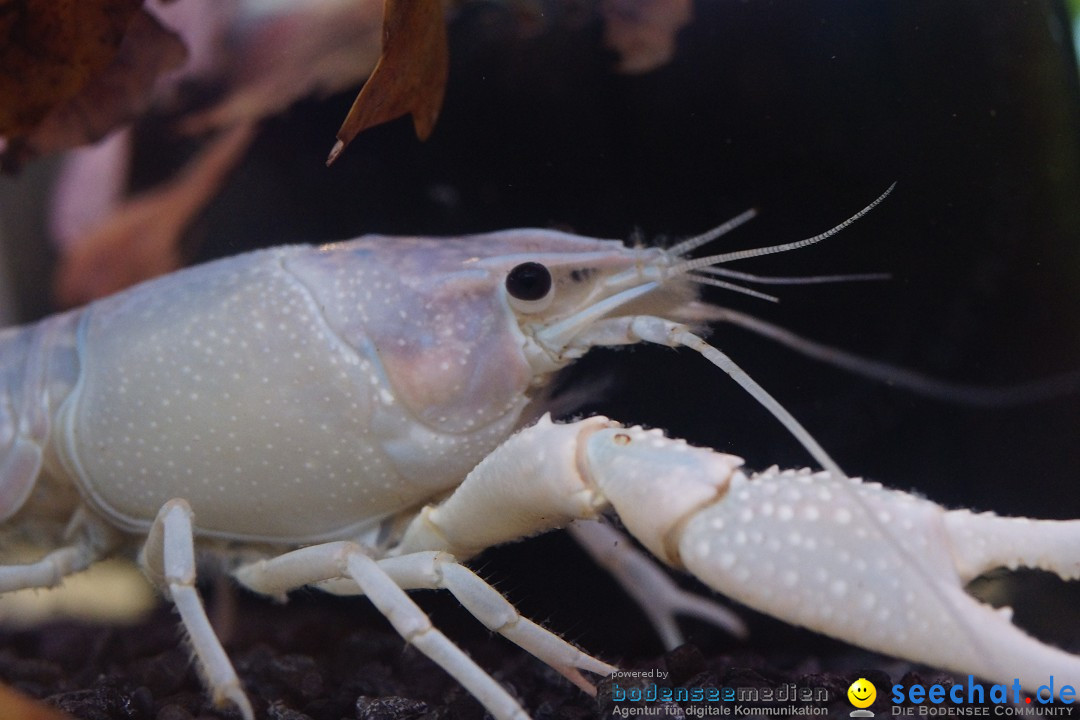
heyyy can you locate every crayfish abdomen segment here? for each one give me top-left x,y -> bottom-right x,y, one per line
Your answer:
0,310 -> 82,525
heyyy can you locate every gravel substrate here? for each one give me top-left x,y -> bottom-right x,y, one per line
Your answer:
0,535 -> 921,720
10,536 -> 1075,720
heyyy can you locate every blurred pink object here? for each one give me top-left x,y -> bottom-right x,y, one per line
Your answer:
602,0 -> 693,73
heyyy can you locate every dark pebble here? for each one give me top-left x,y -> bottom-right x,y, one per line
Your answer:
355,694 -> 429,720
157,705 -> 195,720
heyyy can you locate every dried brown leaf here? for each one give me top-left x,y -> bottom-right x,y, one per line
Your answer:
0,683 -> 74,720
2,9 -> 187,170
0,0 -> 142,135
52,123 -> 254,307
327,0 -> 449,165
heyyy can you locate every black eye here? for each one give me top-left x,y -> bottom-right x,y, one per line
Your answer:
505,262 -> 552,301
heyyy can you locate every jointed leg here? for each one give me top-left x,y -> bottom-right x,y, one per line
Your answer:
0,544 -> 101,593
235,542 -> 531,720
378,551 -> 616,690
139,499 -> 253,720
569,519 -> 747,648
239,544 -> 615,692
0,510 -> 119,593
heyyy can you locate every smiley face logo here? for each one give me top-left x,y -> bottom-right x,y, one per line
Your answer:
847,678 -> 876,708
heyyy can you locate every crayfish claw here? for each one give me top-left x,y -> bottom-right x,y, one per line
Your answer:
943,509 -> 1080,583
674,468 -> 1080,700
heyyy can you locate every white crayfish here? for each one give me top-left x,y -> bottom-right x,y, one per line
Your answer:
1,186 -> 1078,719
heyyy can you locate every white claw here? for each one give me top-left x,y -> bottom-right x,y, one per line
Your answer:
442,416 -> 1080,701
944,510 -> 1080,582
583,424 -> 743,567
675,469 -> 1080,699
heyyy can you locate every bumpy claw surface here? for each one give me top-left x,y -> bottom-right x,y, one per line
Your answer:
397,414 -> 1080,701
677,468 -> 1080,695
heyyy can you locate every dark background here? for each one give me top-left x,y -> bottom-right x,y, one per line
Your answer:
150,0 -> 1080,664
175,0 -> 1080,513
3,0 -> 1080,716
171,0 -> 1080,664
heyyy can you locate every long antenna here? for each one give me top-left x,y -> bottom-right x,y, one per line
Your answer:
672,182 -> 897,273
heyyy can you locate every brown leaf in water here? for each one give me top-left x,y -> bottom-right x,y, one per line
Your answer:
327,0 -> 449,165
0,683 -> 74,720
52,123 -> 254,307
0,0 -> 142,136
2,8 -> 188,170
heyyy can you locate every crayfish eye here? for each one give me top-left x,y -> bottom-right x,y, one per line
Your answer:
505,262 -> 554,312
